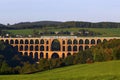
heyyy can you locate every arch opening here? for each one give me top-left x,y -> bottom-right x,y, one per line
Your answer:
79,46 -> 83,51
63,40 -> 65,44
25,45 -> 28,51
35,39 -> 39,44
51,39 -> 60,51
67,39 -> 72,44
79,39 -> 83,44
20,40 -> 24,44
73,39 -> 78,44
46,53 -> 48,59
5,40 -> 9,44
67,53 -> 71,56
85,46 -> 89,50
30,45 -> 33,51
40,39 -> 44,44
34,52 -> 38,61
29,52 -> 33,58
40,52 -> 44,58
46,41 -> 49,44
103,39 -> 107,43
85,39 -> 89,44
68,46 -> 72,51
46,46 -> 49,51
10,40 -> 14,44
62,53 -> 65,59
20,45 -> 23,51
97,39 -> 102,44
91,39 -> 95,44
35,45 -> 39,51
15,40 -> 19,44
40,45 -> 44,51
30,40 -> 34,44
25,40 -> 29,44
73,46 -> 77,51
51,53 -> 59,59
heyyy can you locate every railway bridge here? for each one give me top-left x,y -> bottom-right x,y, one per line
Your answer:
0,36 -> 119,59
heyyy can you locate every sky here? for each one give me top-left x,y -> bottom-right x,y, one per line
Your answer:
0,0 -> 120,24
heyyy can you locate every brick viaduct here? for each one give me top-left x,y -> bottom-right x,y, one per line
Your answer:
0,36 -> 120,59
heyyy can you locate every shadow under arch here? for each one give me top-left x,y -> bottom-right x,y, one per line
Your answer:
51,39 -> 61,51
51,53 -> 59,59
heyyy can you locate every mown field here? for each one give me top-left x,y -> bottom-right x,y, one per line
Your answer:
5,28 -> 120,37
0,60 -> 120,80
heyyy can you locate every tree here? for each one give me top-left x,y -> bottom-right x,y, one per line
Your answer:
20,62 -> 36,74
0,61 -> 11,74
65,55 -> 74,66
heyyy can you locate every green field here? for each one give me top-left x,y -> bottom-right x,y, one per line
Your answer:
5,28 -> 120,37
0,60 -> 120,80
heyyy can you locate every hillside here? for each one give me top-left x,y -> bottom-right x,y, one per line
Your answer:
0,60 -> 120,80
1,21 -> 120,29
5,28 -> 120,37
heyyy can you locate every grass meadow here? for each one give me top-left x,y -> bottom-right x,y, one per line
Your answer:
0,60 -> 120,80
5,28 -> 120,37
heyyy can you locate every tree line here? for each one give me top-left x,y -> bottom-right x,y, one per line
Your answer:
0,39 -> 120,74
1,21 -> 120,30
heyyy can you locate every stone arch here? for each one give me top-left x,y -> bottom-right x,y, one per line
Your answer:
46,53 -> 48,59
79,46 -> 83,51
73,39 -> 78,44
40,52 -> 44,58
73,46 -> 77,51
25,39 -> 29,44
63,46 -> 65,51
67,53 -> 71,56
67,39 -> 72,44
20,40 -> 24,44
5,39 -> 9,44
46,40 -> 49,44
62,40 -> 65,44
62,53 -> 65,59
24,52 -> 28,56
109,39 -> 113,41
30,39 -> 34,44
85,46 -> 89,50
10,39 -> 14,44
79,39 -> 83,44
91,39 -> 95,44
51,53 -> 59,59
40,45 -> 44,51
35,39 -> 39,44
30,45 -> 33,51
103,39 -> 107,43
29,52 -> 33,58
15,39 -> 19,44
68,46 -> 72,51
46,46 -> 49,51
97,39 -> 102,44
25,45 -> 28,51
34,52 -> 38,61
20,45 -> 23,51
0,40 -> 4,43
40,39 -> 44,44
85,39 -> 89,44
35,45 -> 39,51
51,39 -> 61,51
